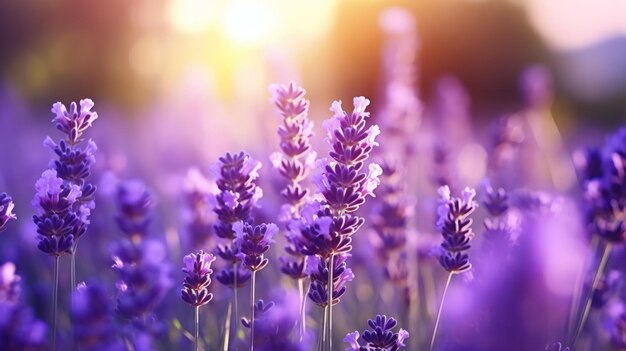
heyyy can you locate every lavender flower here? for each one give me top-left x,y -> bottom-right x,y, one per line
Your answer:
436,185 -> 478,274
269,82 -> 316,283
32,169 -> 81,256
306,253 -> 354,307
234,221 -> 277,272
591,270 -> 622,308
0,262 -> 21,304
181,251 -> 216,307
0,192 -> 16,232
211,152 -> 262,287
46,99 -> 98,234
343,315 -> 409,351
269,81 -> 315,216
71,281 -> 124,351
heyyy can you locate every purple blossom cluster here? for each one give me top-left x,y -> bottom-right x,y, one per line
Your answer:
344,315 -> 409,351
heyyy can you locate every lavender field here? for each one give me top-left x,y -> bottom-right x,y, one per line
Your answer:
1,1 -> 626,351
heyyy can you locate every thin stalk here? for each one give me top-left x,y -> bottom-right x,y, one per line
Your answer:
223,300 -> 232,351
298,278 -> 308,341
321,306 -> 328,351
250,270 -> 256,351
233,262 -> 239,347
429,272 -> 453,351
572,242 -> 612,350
567,235 -> 600,340
52,255 -> 60,351
195,306 -> 200,351
327,254 -> 334,351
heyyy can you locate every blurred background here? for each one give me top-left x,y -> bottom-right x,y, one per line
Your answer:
1,0 -> 625,124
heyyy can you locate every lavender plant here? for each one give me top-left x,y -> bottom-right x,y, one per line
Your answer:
296,96 -> 381,350
47,99 -> 98,290
181,250 -> 217,351
430,185 -> 477,351
210,151 -> 262,347
269,81 -> 315,338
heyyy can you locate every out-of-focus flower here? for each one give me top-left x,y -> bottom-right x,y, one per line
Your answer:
0,192 -> 16,232
437,185 -> 478,274
0,262 -> 21,304
181,168 -> 216,251
71,281 -> 124,351
344,314 -> 409,350
591,270 -> 622,309
111,239 -> 173,324
181,250 -> 216,307
0,302 -> 48,350
115,180 -> 154,242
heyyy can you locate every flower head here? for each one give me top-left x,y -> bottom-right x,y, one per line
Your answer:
344,315 -> 409,350
181,251 -> 216,307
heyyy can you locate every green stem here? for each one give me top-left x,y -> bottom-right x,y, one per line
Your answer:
327,254 -> 334,351
223,300 -> 232,351
250,270 -> 256,351
299,278 -> 307,341
567,235 -> 599,340
195,306 -> 200,351
52,255 -> 60,351
572,242 -> 612,350
321,306 -> 327,351
429,272 -> 453,351
233,262 -> 239,347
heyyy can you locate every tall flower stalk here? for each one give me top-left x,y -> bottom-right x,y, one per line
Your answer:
269,81 -> 315,339
297,96 -> 381,351
429,185 -> 477,351
47,99 -> 98,290
182,251 -> 217,351
234,222 -> 277,351
211,152 -> 262,346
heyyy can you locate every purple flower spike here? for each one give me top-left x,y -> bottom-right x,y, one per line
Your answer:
437,185 -> 478,274
0,192 -> 17,232
344,315 -> 409,350
181,251 -> 216,307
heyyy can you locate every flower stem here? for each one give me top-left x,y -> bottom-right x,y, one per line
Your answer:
223,300 -> 232,351
572,242 -> 612,350
567,235 -> 599,340
298,278 -> 308,341
233,262 -> 239,347
429,272 -> 453,351
250,270 -> 256,351
327,254 -> 335,351
321,306 -> 327,351
195,306 -> 200,351
52,255 -> 60,351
